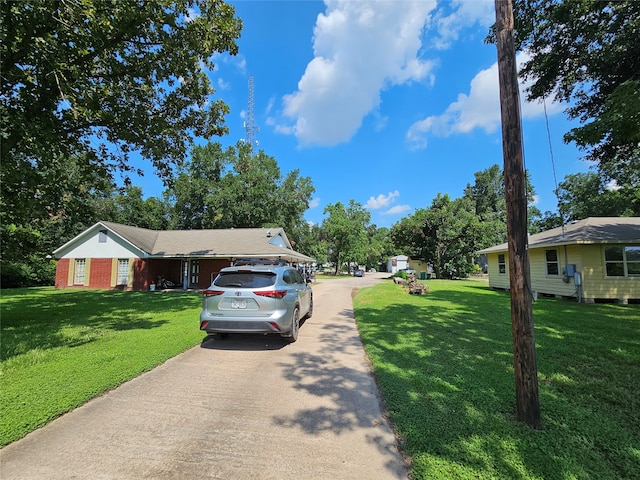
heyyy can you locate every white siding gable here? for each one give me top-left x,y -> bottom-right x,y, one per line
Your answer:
269,234 -> 288,249
58,228 -> 144,259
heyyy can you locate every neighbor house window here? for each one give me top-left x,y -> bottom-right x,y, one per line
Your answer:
498,254 -> 506,274
605,246 -> 640,277
74,259 -> 86,284
99,230 -> 108,243
117,259 -> 129,285
545,249 -> 559,275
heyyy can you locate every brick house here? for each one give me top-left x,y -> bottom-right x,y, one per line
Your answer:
53,221 -> 314,291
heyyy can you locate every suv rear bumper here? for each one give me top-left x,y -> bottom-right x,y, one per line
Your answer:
200,319 -> 283,333
200,309 -> 292,334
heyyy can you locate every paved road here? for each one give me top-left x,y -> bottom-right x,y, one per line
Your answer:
1,273 -> 408,479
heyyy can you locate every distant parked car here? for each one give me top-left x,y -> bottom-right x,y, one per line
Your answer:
199,261 -> 313,342
354,269 -> 364,277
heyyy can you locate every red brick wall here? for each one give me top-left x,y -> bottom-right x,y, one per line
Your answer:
133,259 -> 149,290
89,258 -> 113,289
56,257 -> 234,291
55,258 -> 70,289
199,259 -> 231,288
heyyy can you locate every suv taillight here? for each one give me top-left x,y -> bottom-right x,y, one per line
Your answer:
254,290 -> 287,299
203,290 -> 224,297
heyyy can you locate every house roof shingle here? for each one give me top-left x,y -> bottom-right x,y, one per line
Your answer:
478,217 -> 640,254
56,222 -> 315,263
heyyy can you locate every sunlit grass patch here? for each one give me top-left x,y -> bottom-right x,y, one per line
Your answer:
354,279 -> 640,480
1,288 -> 203,446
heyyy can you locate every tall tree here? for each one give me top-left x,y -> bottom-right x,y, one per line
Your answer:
463,164 -> 508,246
390,194 -> 485,279
463,163 -> 541,244
168,141 -> 315,235
555,172 -> 637,221
294,223 -> 328,265
0,152 -> 114,287
365,226 -> 395,271
321,201 -> 370,274
531,171 -> 639,233
169,142 -> 233,229
1,0 -> 241,287
500,0 -> 640,187
1,0 -> 242,182
100,186 -> 170,230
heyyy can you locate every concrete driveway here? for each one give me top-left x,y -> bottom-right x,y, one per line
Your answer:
0,273 -> 408,479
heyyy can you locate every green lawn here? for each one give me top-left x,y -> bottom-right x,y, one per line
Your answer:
353,279 -> 640,480
2,283 -> 639,479
0,287 -> 203,446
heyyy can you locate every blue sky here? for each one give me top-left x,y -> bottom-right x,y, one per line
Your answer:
132,0 -> 591,228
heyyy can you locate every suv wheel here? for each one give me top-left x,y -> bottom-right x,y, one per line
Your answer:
303,296 -> 313,319
283,307 -> 300,343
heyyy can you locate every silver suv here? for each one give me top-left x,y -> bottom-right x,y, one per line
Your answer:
199,261 -> 313,342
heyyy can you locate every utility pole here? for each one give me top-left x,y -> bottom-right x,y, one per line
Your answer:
494,0 -> 541,429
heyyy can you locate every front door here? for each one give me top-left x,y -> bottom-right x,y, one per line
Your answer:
189,259 -> 200,287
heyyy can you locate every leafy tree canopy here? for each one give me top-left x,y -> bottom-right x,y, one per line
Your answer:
168,141 -> 315,236
321,200 -> 370,274
555,172 -> 639,221
499,0 -> 639,186
391,194 -> 485,279
365,226 -> 395,271
462,163 -> 541,244
1,0 -> 242,183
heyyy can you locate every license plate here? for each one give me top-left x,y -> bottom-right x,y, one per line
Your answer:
231,299 -> 247,309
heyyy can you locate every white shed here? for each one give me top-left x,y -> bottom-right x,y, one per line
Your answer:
387,255 -> 408,273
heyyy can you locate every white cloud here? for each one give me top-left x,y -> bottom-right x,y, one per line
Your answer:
433,0 -> 495,50
372,110 -> 389,132
279,0 -> 437,147
406,51 -> 564,150
366,190 -> 400,210
217,78 -> 230,90
606,179 -> 621,191
265,96 -> 275,116
383,205 -> 411,215
211,52 -> 246,74
308,197 -> 321,209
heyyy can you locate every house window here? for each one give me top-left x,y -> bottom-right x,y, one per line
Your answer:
99,230 -> 108,243
498,254 -> 506,274
74,259 -> 86,284
117,259 -> 129,285
605,246 -> 640,277
545,249 -> 559,276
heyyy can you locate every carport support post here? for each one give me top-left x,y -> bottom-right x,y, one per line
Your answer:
494,0 -> 541,429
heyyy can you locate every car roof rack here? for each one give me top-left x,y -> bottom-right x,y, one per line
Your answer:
233,257 -> 290,267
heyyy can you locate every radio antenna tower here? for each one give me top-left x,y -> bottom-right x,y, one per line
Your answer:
244,76 -> 259,154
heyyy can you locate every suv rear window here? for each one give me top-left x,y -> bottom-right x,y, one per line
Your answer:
214,272 -> 276,288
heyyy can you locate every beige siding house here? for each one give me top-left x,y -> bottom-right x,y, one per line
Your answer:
478,217 -> 640,304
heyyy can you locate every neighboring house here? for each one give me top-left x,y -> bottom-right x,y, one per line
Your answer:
407,258 -> 433,279
387,255 -> 408,274
478,217 -> 640,304
53,221 -> 314,291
